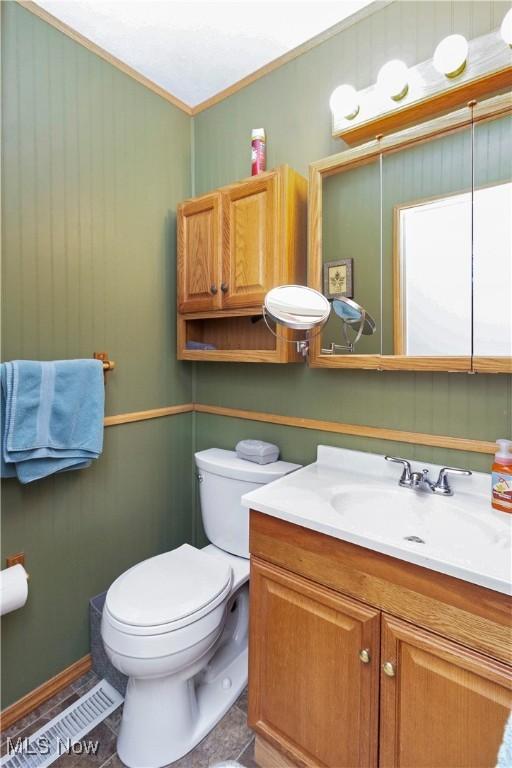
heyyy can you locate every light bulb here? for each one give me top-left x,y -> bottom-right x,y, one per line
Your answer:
433,34 -> 469,78
329,84 -> 360,120
501,8 -> 512,46
377,59 -> 409,101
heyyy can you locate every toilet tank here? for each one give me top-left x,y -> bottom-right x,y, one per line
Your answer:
195,449 -> 301,559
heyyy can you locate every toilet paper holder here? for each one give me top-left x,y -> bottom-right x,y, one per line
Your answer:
1,562 -> 30,616
6,552 -> 29,578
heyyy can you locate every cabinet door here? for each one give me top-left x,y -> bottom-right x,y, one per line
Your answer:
380,615 -> 512,768
221,172 -> 278,309
178,193 -> 221,313
249,558 -> 380,768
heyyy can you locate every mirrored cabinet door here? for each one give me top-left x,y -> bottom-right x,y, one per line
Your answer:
309,94 -> 511,373
472,112 -> 512,373
381,122 -> 473,367
321,160 -> 382,359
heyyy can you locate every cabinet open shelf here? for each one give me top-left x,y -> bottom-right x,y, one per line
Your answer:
177,312 -> 302,363
176,164 -> 307,363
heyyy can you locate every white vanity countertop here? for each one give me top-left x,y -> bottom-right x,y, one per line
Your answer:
242,446 -> 512,596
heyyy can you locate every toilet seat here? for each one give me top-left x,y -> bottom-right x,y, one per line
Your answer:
104,544 -> 233,636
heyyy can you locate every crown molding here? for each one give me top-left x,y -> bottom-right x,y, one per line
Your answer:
17,0 -> 393,117
17,1 -> 194,115
190,1 -> 394,115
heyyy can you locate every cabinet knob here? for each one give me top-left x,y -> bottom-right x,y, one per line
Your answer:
210,285 -> 218,294
221,282 -> 229,293
382,661 -> 396,677
359,649 -> 371,664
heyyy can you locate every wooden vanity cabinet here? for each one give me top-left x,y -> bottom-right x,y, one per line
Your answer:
380,616 -> 512,768
248,511 -> 512,768
177,166 -> 306,362
250,558 -> 380,768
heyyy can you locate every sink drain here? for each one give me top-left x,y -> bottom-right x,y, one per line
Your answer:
404,535 -> 425,544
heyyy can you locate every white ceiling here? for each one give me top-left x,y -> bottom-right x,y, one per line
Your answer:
35,0 -> 376,107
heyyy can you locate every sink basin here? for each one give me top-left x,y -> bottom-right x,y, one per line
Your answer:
329,486 -> 508,571
242,445 -> 512,595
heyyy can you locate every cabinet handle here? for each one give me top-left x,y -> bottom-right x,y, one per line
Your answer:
210,285 -> 218,294
359,649 -> 371,664
382,661 -> 396,677
221,282 -> 229,293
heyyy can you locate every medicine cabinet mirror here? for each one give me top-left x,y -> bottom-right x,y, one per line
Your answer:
308,93 -> 511,372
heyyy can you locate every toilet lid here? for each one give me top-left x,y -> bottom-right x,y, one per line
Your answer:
105,544 -> 233,628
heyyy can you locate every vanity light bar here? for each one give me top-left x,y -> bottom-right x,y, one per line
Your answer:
330,25 -> 512,145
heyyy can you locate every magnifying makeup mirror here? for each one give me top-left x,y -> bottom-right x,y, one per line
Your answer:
263,285 -> 331,355
322,296 -> 377,354
263,287 -> 376,357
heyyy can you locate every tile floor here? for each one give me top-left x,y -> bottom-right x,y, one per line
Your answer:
1,671 -> 256,768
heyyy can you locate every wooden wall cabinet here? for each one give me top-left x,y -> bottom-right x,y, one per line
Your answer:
249,512 -> 512,768
221,173 -> 278,310
178,193 -> 222,314
177,166 -> 306,362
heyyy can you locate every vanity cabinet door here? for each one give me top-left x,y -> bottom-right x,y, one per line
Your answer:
249,557 -> 380,768
380,615 -> 512,768
178,192 -> 222,313
221,172 -> 278,309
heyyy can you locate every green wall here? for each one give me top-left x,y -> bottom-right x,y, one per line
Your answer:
1,2 -> 194,707
192,0 -> 511,484
2,0 -> 511,711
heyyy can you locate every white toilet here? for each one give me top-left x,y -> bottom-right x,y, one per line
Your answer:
101,448 -> 300,768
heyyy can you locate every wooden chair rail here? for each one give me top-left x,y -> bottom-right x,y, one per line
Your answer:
101,402 -> 496,455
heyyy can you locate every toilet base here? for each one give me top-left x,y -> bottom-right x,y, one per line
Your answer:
116,645 -> 248,768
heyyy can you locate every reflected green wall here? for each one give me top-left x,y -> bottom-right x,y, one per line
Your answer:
192,0 -> 511,517
322,117 -> 511,357
1,2 -> 193,707
323,162 -> 382,354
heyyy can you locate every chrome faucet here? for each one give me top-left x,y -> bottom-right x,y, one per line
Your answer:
384,456 -> 472,496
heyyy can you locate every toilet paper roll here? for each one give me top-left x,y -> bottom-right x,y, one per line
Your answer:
0,564 -> 28,616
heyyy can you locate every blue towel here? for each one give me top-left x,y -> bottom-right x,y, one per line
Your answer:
497,713 -> 512,768
1,360 -> 105,483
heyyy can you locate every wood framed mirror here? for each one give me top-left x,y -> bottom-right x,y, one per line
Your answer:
308,92 -> 512,372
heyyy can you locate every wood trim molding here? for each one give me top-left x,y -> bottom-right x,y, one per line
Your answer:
0,654 -> 92,731
190,1 -> 394,115
17,1 -> 193,115
103,403 -> 193,427
312,93 -> 512,177
339,67 -> 512,146
472,357 -> 512,374
254,736 -> 299,768
393,205 -> 405,356
17,0 -> 392,117
194,403 -> 496,455
102,403 -> 495,453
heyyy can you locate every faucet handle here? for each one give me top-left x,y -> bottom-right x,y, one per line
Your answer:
434,466 -> 472,495
385,456 -> 412,483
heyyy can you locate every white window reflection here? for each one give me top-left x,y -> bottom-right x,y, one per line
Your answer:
398,182 -> 512,356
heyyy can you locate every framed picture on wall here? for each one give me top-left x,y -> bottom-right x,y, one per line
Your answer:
323,259 -> 353,299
